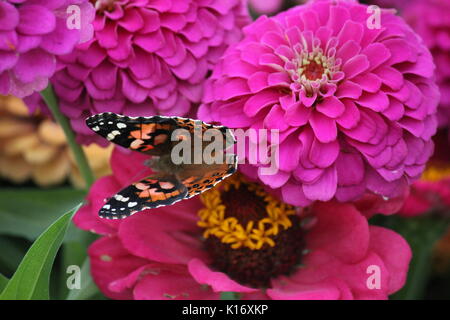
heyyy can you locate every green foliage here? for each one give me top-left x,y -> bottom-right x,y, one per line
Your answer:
0,204 -> 80,300
0,189 -> 85,240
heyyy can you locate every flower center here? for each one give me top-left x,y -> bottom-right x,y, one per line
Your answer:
301,58 -> 326,81
278,35 -> 343,98
197,174 -> 305,288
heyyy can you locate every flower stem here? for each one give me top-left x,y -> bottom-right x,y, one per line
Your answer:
41,85 -> 95,188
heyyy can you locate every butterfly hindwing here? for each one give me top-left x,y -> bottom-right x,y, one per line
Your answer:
86,113 -> 177,156
180,154 -> 238,198
99,174 -> 188,219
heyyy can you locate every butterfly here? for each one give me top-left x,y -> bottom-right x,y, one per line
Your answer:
86,112 -> 238,219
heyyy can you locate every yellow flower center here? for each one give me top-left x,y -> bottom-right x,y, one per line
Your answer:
197,174 -> 297,250
197,174 -> 304,288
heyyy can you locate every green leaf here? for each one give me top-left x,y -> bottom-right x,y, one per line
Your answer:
66,259 -> 100,300
0,188 -> 85,240
0,204 -> 81,300
0,274 -> 8,292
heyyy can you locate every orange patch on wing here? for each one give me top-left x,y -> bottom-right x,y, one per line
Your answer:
169,190 -> 181,197
137,188 -> 161,201
149,188 -> 167,201
129,130 -> 142,139
138,189 -> 182,201
141,124 -> 156,139
138,188 -> 167,201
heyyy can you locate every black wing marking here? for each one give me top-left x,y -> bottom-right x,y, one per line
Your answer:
85,112 -> 177,156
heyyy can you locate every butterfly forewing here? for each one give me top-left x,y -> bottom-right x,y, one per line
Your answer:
86,113 -> 177,156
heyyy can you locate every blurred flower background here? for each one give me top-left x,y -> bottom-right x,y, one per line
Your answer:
0,0 -> 449,301
0,96 -> 112,188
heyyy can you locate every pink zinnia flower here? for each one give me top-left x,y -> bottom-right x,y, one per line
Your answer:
400,0 -> 450,128
198,0 -> 440,206
0,0 -> 95,98
26,0 -> 250,145
74,147 -> 411,300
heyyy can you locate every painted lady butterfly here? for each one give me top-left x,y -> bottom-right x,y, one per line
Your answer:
86,112 -> 237,219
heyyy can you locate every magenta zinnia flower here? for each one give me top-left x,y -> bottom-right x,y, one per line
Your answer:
74,147 -> 411,300
0,0 -> 94,98
198,0 -> 440,206
26,0 -> 250,145
400,0 -> 450,128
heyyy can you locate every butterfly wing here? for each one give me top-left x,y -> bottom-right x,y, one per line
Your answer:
86,112 -> 177,156
172,118 -> 238,197
179,154 -> 238,198
99,174 -> 188,219
87,112 -> 239,218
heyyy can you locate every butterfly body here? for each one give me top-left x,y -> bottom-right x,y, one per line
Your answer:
86,112 -> 237,219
